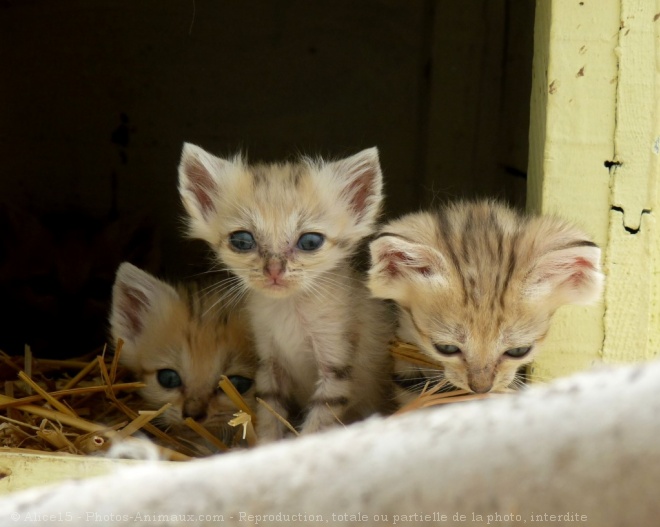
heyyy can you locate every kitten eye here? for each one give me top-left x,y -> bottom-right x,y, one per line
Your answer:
296,233 -> 324,251
229,231 -> 256,252
433,344 -> 462,356
157,369 -> 182,389
505,346 -> 532,358
227,375 -> 253,394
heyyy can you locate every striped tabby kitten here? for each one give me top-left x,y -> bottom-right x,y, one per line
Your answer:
368,200 -> 604,401
110,262 -> 256,445
178,143 -> 394,441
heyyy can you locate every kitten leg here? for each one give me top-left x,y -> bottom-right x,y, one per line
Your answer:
302,334 -> 355,435
254,358 -> 290,443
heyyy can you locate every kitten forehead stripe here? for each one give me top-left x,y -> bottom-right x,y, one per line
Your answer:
499,229 -> 519,309
436,210 -> 468,305
492,220 -> 506,302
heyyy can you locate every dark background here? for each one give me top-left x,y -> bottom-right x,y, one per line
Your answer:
0,0 -> 535,357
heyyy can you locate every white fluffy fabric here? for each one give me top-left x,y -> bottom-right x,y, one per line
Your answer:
1,360 -> 659,526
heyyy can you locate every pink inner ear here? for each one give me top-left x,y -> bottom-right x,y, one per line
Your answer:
534,255 -> 596,290
120,284 -> 149,338
565,257 -> 596,288
383,250 -> 432,278
184,158 -> 217,217
346,168 -> 375,219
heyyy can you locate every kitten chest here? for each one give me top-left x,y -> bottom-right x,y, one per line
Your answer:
249,297 -> 319,386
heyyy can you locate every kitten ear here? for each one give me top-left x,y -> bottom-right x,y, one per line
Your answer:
330,147 -> 383,227
110,262 -> 179,344
368,235 -> 448,304
524,242 -> 604,307
178,143 -> 233,239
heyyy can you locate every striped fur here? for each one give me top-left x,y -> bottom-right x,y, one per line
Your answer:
110,263 -> 256,446
369,200 -> 604,401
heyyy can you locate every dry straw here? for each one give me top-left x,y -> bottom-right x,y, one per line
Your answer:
0,340 -> 508,461
0,343 -> 250,460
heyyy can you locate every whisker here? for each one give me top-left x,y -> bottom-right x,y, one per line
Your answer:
183,265 -> 226,279
197,279 -> 239,297
322,270 -> 362,283
312,273 -> 355,292
201,280 -> 248,317
306,279 -> 349,306
302,280 -> 326,304
313,275 -> 352,291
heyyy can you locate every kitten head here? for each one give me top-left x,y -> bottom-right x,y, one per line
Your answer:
368,200 -> 604,393
177,143 -> 383,297
110,262 -> 256,441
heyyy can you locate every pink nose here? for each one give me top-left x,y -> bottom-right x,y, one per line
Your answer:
264,260 -> 284,279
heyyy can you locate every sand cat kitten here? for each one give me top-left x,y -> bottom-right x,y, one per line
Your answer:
110,262 -> 256,445
368,200 -> 604,400
178,143 -> 394,441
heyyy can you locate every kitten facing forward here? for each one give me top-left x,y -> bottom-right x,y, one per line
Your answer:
178,143 -> 394,441
368,200 -> 604,400
110,262 -> 256,446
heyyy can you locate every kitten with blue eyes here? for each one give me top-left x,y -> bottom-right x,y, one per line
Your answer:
109,262 -> 256,445
368,200 -> 604,402
178,143 -> 395,442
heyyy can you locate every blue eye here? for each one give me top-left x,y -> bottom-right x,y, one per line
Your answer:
227,375 -> 253,394
229,231 -> 256,251
157,369 -> 182,389
296,233 -> 324,251
434,344 -> 461,356
505,346 -> 532,358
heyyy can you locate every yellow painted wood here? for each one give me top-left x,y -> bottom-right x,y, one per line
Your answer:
604,212 -> 658,361
610,0 -> 658,229
527,0 -> 618,380
602,0 -> 660,363
0,452 -> 145,494
528,0 -> 660,381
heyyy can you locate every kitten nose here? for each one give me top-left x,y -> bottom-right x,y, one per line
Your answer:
468,377 -> 493,394
468,366 -> 494,394
182,400 -> 207,422
264,259 -> 285,278
468,382 -> 492,394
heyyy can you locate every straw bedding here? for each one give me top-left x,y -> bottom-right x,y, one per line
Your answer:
0,340 -> 501,461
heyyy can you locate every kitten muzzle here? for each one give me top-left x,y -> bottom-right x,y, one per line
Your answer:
467,374 -> 494,394
263,259 -> 289,287
182,399 -> 208,422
